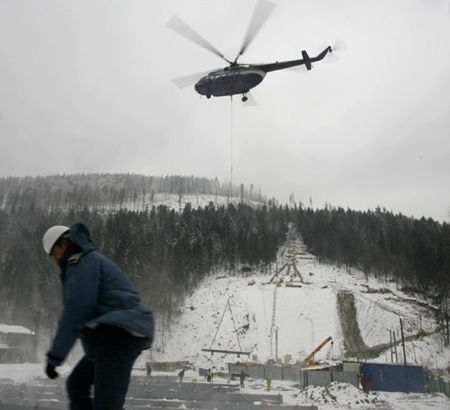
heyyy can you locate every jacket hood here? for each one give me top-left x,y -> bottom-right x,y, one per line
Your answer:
68,223 -> 96,253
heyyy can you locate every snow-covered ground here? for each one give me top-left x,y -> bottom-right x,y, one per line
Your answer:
150,230 -> 448,372
143,227 -> 450,408
98,192 -> 262,213
0,364 -> 448,409
0,324 -> 35,335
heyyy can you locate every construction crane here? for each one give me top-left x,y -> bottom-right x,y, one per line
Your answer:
201,296 -> 251,357
301,336 -> 333,367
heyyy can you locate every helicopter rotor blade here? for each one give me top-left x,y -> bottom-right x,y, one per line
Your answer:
331,39 -> 346,52
171,68 -> 219,89
234,0 -> 276,63
167,15 -> 230,63
323,53 -> 340,63
316,40 -> 346,64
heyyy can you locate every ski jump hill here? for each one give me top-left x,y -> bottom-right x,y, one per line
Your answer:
152,225 -> 441,372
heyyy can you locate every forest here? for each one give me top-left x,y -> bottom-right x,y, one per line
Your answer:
0,174 -> 285,346
0,173 -> 265,212
295,206 -> 450,293
0,174 -> 449,349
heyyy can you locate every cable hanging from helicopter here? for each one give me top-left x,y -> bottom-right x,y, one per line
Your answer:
167,0 -> 344,102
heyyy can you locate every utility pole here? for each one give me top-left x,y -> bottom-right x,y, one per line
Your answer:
392,331 -> 399,363
400,318 -> 409,393
275,327 -> 279,362
387,329 -> 394,363
445,296 -> 450,347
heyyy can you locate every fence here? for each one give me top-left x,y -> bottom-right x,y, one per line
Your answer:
300,370 -> 359,388
227,363 -> 359,388
229,363 -> 297,382
360,362 -> 425,393
426,376 -> 450,397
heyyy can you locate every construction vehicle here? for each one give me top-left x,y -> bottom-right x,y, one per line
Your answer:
301,336 -> 333,367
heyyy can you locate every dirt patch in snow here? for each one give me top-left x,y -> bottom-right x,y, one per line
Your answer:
337,291 -> 370,357
337,290 -> 433,359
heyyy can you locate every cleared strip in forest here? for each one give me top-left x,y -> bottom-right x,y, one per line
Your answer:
336,290 -> 433,359
336,290 -> 370,357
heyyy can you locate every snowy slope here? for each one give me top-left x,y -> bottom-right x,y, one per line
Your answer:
149,225 -> 449,373
98,192 -> 262,213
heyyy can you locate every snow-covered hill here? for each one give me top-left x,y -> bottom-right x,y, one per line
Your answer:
116,192 -> 262,213
149,225 -> 449,373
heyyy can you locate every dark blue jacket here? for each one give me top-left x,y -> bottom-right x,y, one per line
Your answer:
47,223 -> 154,365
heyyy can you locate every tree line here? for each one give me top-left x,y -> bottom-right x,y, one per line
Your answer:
0,174 -> 265,212
293,205 -> 450,345
293,206 -> 450,296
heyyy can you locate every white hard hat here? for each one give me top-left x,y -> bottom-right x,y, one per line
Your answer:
42,225 -> 70,255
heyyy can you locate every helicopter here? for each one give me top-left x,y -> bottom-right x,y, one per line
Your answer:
167,0 -> 338,102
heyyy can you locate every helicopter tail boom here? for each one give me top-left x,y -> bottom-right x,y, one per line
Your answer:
301,46 -> 333,69
255,46 -> 332,73
301,50 -> 312,70
313,46 -> 332,62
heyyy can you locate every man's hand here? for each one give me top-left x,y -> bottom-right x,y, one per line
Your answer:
45,363 -> 59,379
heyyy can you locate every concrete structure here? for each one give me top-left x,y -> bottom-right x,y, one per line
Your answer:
300,370 -> 359,388
228,362 -> 359,388
145,360 -> 189,372
0,375 -> 318,410
0,324 -> 36,363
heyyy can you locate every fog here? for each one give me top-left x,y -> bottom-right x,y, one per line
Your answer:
1,0 -> 449,220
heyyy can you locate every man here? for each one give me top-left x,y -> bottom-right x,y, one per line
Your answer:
360,372 -> 371,394
239,369 -> 246,388
206,368 -> 213,382
265,372 -> 272,391
42,223 -> 154,410
177,367 -> 185,383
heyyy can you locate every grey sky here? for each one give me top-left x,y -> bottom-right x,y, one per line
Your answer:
1,0 -> 449,221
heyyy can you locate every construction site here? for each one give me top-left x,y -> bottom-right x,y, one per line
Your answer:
144,225 -> 430,400
0,226 -> 444,409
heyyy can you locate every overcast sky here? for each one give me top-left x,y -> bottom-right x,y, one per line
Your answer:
1,0 -> 449,221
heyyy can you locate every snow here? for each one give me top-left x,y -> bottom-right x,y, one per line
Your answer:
140,228 -> 450,408
99,193 -> 262,213
287,382 -> 382,408
282,381 -> 450,409
150,236 -> 450,371
0,365 -> 448,409
0,324 -> 35,335
0,363 -> 39,383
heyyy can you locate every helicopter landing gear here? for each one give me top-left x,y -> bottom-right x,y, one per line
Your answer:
206,95 -> 211,99
241,94 -> 248,102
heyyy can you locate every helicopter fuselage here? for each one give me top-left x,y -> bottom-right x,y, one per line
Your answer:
195,66 -> 266,98
168,1 -> 336,101
193,47 -> 332,99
